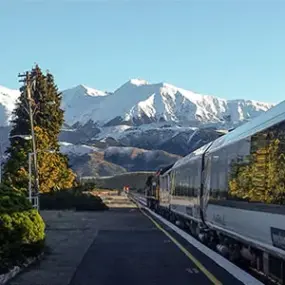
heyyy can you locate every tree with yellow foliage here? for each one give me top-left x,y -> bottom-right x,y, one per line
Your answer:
35,126 -> 76,193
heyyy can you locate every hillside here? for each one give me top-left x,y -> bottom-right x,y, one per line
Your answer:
68,152 -> 127,178
104,146 -> 181,171
60,142 -> 181,177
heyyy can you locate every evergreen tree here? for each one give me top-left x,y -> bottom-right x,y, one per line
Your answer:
31,68 -> 64,149
3,65 -> 76,192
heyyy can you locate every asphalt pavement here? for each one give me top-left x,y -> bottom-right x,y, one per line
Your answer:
68,207 -> 244,285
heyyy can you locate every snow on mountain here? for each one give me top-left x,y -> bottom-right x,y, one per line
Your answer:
129,78 -> 149,86
96,123 -> 197,142
0,79 -> 275,176
59,141 -> 100,156
61,84 -> 111,126
70,79 -> 274,127
0,79 -> 274,129
97,125 -> 133,140
0,85 -> 20,126
59,142 -> 180,175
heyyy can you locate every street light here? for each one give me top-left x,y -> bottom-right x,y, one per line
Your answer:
28,149 -> 57,210
0,134 -> 32,184
9,135 -> 32,140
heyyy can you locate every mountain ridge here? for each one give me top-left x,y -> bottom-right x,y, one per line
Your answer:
0,79 -> 274,128
0,79 -> 276,178
60,142 -> 181,176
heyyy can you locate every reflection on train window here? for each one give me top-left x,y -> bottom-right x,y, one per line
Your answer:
208,120 -> 285,205
173,158 -> 201,198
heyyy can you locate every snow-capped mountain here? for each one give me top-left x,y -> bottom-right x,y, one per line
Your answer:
61,84 -> 111,126
0,79 -> 274,128
0,80 -> 276,177
59,141 -> 100,156
63,79 -> 273,127
0,85 -> 20,126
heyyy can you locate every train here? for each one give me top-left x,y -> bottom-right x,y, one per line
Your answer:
143,100 -> 285,284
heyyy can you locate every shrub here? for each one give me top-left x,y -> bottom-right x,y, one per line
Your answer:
40,189 -> 108,211
0,186 -> 45,274
75,182 -> 97,192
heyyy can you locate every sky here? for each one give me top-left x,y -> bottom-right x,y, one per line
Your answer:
0,0 -> 285,104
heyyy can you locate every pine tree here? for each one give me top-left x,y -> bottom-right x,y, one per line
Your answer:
3,65 -> 76,193
31,68 -> 64,149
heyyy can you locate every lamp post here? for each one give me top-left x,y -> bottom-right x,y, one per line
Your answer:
28,149 -> 56,210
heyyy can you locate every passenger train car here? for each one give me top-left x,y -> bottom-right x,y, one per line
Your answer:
146,101 -> 285,283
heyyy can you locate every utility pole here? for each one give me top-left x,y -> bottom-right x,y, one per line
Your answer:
18,72 -> 40,198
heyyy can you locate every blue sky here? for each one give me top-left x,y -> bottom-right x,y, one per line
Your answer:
0,0 -> 284,103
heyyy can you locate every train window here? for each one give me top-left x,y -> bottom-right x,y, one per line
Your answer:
208,147 -> 229,201
207,140 -> 249,202
225,122 -> 285,205
224,120 -> 285,205
173,158 -> 201,198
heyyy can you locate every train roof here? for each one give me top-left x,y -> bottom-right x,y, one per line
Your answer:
208,100 -> 285,153
159,164 -> 174,175
168,100 -> 284,171
172,141 -> 212,170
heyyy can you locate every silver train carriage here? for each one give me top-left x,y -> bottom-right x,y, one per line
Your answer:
156,100 -> 285,283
